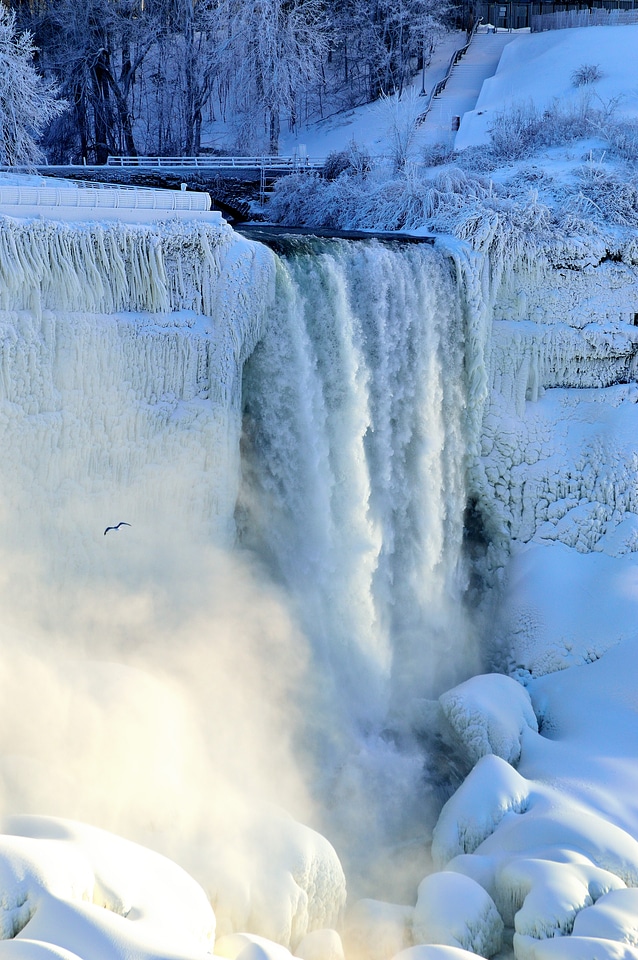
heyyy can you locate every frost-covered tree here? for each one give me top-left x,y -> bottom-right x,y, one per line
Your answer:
30,0 -> 161,163
216,0 -> 329,154
0,7 -> 66,165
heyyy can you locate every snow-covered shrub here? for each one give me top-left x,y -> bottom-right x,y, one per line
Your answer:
488,101 -> 544,160
422,142 -> 456,168
268,171 -> 369,227
377,89 -> 427,173
322,141 -> 371,180
598,117 -> 638,161
487,98 -> 598,161
571,63 -> 603,86
572,162 -> 638,226
323,150 -> 354,180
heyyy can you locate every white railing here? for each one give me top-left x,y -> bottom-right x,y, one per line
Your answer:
0,185 -> 213,211
106,155 -> 325,171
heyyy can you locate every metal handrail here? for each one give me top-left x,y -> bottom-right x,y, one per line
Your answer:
417,19 -> 483,125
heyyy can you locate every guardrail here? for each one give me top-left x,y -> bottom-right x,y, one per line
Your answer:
106,155 -> 325,171
0,184 -> 212,211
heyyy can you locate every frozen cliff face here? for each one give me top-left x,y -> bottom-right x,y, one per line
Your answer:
0,215 -> 275,550
478,254 -> 638,560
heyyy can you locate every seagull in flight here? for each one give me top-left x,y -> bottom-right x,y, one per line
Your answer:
104,522 -> 132,536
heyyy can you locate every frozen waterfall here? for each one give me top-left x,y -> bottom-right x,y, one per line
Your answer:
0,212 -> 484,920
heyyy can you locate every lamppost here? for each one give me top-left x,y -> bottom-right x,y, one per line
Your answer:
420,38 -> 427,95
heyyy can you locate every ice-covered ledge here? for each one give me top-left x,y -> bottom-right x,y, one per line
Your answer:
0,181 -> 214,212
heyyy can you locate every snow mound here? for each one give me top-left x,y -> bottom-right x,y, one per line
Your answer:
0,815 -> 215,959
498,858 -> 608,939
498,857 -> 623,938
214,933 -> 293,960
343,899 -> 412,960
412,872 -> 503,957
438,674 -> 537,765
572,887 -> 638,944
432,755 -> 529,868
0,942 -> 84,960
211,811 -> 346,949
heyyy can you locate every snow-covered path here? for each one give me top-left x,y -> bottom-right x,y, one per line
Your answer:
421,30 -> 522,148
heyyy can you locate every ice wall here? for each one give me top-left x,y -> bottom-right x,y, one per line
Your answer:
470,251 -> 638,562
0,215 -> 274,550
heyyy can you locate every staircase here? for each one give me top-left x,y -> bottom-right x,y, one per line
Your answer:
420,32 -> 518,149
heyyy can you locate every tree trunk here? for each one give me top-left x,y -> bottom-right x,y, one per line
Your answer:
269,108 -> 280,154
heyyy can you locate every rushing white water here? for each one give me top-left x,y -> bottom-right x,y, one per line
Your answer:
240,239 -> 478,725
235,239 -> 484,895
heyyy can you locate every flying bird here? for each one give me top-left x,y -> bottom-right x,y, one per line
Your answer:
104,522 -> 132,536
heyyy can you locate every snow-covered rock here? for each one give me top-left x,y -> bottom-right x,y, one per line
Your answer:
432,755 -> 529,868
438,674 -> 537,766
412,872 -> 503,957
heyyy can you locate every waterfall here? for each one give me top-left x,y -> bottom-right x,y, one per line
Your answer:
0,213 -> 484,917
236,239 -> 482,892
241,239 -> 477,721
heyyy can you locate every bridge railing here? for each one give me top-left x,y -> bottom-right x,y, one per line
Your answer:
106,155 -> 325,171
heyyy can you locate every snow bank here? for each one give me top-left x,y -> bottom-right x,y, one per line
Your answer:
501,541 -> 638,678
